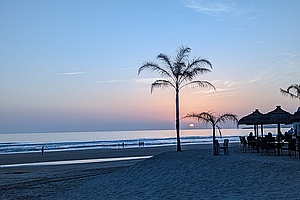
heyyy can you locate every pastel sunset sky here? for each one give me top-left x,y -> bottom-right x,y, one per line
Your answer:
0,0 -> 299,133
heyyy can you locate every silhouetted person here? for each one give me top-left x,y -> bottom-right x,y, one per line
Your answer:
247,132 -> 255,141
247,132 -> 255,150
266,132 -> 275,142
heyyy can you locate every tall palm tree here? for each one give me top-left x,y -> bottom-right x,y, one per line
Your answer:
138,46 -> 215,152
280,84 -> 300,100
184,111 -> 238,155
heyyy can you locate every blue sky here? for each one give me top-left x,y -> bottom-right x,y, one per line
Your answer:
0,0 -> 299,133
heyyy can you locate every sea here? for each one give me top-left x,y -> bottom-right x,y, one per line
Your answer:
0,127 -> 291,154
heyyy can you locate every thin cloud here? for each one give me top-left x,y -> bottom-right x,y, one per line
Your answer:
96,80 -> 124,83
183,0 -> 259,19
60,72 -> 83,75
279,51 -> 300,69
192,79 -> 240,97
90,80 -> 125,84
132,78 -> 159,84
75,79 -> 127,85
115,67 -> 135,71
184,0 -> 234,16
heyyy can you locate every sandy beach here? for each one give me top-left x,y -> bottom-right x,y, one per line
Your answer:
1,143 -> 300,199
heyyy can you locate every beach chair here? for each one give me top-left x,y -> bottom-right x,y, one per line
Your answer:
281,140 -> 290,155
219,139 -> 229,155
239,136 -> 244,150
259,139 -> 276,155
259,139 -> 268,155
298,142 -> 300,159
240,136 -> 248,153
288,139 -> 297,158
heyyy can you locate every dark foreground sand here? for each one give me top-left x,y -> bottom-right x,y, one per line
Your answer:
0,144 -> 208,199
1,143 -> 300,200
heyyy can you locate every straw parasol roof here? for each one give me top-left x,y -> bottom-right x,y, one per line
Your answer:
290,107 -> 300,122
264,106 -> 293,125
238,109 -> 266,137
238,109 -> 265,125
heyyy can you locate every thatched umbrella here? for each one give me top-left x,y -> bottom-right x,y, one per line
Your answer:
238,109 -> 266,137
290,107 -> 300,122
264,105 -> 293,155
291,107 -> 300,137
264,105 -> 293,125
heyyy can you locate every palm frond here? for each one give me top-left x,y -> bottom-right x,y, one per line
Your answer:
287,84 -> 300,92
177,58 -> 212,84
199,112 -> 216,123
216,124 -> 222,137
216,113 -> 238,125
157,53 -> 173,71
179,68 -> 212,84
138,61 -> 173,79
185,112 -> 216,125
175,46 -> 191,64
190,67 -> 212,75
189,58 -> 212,70
138,62 -> 158,74
184,111 -> 238,131
184,113 -> 212,126
151,79 -> 174,93
180,80 -> 216,90
280,84 -> 300,100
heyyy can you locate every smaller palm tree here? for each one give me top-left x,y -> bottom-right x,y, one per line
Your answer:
184,111 -> 238,155
280,84 -> 300,100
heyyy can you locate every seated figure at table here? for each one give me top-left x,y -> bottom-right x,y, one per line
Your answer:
247,132 -> 256,149
266,132 -> 275,142
247,132 -> 255,141
285,131 -> 292,141
265,132 -> 277,151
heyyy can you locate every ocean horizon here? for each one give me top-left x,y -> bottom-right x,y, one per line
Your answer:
0,127 -> 291,154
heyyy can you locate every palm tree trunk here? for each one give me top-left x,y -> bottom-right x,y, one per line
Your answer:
213,126 -> 216,155
175,88 -> 181,152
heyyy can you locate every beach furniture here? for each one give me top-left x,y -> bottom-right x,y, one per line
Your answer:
240,136 -> 248,153
288,139 -> 297,157
259,139 -> 276,155
247,138 -> 257,152
298,142 -> 300,158
259,139 -> 267,155
216,139 -> 229,155
281,139 -> 297,157
280,140 -> 290,154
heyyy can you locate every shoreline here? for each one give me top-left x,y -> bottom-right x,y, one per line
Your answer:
0,143 -> 215,166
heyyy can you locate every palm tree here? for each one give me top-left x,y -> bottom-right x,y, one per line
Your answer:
184,111 -> 238,155
280,84 -> 300,100
138,46 -> 215,152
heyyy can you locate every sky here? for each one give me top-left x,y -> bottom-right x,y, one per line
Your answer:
0,0 -> 299,133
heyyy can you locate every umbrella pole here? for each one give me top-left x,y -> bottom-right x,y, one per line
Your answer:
261,124 -> 264,137
277,123 -> 281,155
254,125 -> 258,138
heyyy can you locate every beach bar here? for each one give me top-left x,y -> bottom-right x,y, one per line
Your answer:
239,106 -> 294,155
